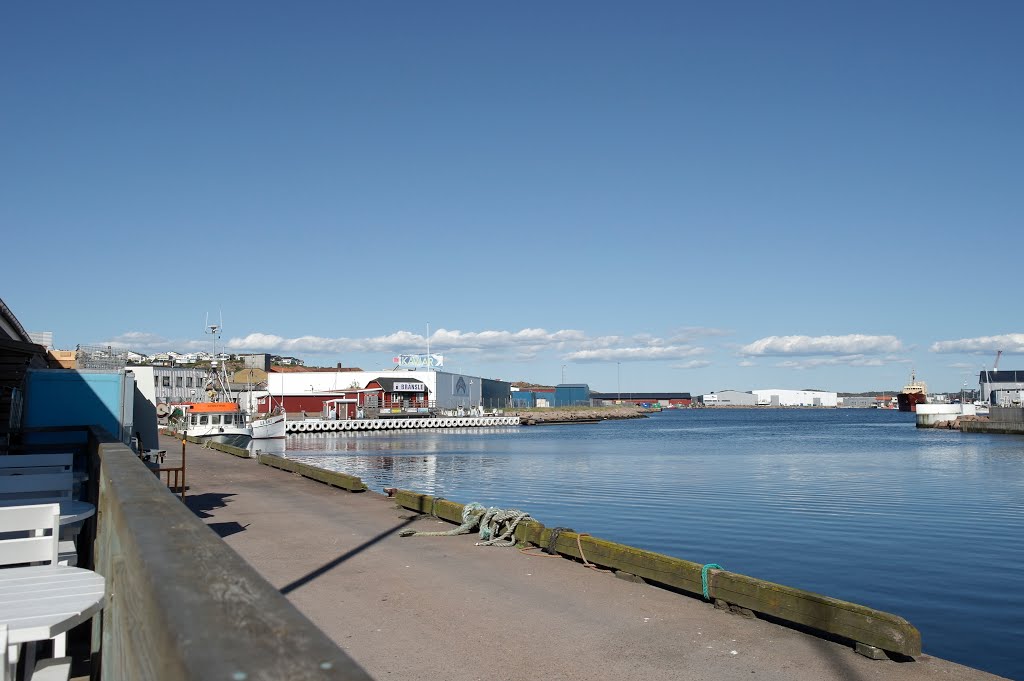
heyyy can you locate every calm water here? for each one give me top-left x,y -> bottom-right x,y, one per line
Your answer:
270,409 -> 1024,679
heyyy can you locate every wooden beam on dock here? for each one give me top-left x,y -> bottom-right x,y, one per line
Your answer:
259,453 -> 367,492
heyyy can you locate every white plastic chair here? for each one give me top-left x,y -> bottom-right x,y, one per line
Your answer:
0,472 -> 73,509
0,504 -> 60,568
0,454 -> 73,477
0,504 -> 72,677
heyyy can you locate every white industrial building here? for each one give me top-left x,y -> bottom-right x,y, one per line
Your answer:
265,370 -> 512,412
978,370 -> 1024,406
700,390 -> 756,406
752,389 -> 838,407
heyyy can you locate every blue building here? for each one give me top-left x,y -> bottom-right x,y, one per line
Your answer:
511,390 -> 537,408
554,384 -> 590,407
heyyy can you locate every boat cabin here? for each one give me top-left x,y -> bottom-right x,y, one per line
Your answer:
184,402 -> 249,427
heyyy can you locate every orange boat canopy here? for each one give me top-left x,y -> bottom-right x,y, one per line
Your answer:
188,402 -> 241,413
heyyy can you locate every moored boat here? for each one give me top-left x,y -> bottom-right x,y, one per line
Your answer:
252,410 -> 287,439
897,370 -> 928,412
183,401 -> 253,448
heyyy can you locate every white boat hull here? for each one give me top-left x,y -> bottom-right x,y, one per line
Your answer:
186,427 -> 253,448
252,413 -> 287,439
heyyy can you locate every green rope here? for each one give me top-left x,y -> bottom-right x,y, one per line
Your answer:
701,563 -> 723,600
475,507 -> 532,547
397,500 -> 532,548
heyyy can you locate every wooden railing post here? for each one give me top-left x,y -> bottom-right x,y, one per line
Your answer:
180,439 -> 186,501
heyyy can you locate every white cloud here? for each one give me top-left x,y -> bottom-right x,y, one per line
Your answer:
430,328 -> 586,350
740,334 -> 903,356
215,326 -> 714,364
773,354 -> 887,370
102,332 -> 210,353
222,328 -> 589,355
104,331 -> 168,349
738,360 -> 756,367
672,360 -> 712,370
564,345 -> 707,363
929,334 -> 1024,354
666,327 -> 731,342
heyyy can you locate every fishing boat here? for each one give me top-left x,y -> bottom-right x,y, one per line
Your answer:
181,317 -> 254,447
183,401 -> 253,448
252,409 -> 286,439
897,370 -> 928,413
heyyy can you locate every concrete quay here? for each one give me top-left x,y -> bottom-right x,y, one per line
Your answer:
168,434 -> 1007,681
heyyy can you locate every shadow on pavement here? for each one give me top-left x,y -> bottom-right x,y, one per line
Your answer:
280,516 -> 418,595
185,491 -> 236,519
206,521 -> 250,538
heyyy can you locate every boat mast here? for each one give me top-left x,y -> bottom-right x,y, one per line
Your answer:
205,312 -> 233,403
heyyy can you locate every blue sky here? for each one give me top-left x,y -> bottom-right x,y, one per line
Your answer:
2,2 -> 1021,394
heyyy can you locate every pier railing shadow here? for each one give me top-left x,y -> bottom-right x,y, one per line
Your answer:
280,516 -> 417,596
183,491 -> 236,519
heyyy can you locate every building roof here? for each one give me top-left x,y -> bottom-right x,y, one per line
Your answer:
0,298 -> 32,343
979,370 -> 1024,383
368,377 -> 428,392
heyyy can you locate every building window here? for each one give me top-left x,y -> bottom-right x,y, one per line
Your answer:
154,377 -> 159,387
162,376 -> 170,387
187,377 -> 193,388
176,377 -> 183,387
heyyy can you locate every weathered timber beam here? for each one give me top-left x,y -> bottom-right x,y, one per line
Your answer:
391,490 -> 921,656
258,453 -> 366,492
203,440 -> 250,458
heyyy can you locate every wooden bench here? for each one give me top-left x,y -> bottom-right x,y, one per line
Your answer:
142,444 -> 186,501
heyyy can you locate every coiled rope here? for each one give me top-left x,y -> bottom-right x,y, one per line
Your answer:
475,507 -> 532,547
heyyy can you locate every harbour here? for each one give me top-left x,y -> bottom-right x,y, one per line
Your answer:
183,430 -> 1007,681
272,408 -> 1024,680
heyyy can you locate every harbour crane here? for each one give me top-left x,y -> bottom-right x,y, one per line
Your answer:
993,349 -> 1003,373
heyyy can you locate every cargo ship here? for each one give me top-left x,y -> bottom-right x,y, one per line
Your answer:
897,371 -> 928,412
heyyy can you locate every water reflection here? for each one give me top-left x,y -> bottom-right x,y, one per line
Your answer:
248,438 -> 286,457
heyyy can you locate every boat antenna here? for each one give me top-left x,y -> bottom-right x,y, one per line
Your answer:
204,311 -> 230,401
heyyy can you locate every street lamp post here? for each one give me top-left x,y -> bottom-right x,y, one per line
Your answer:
617,362 -> 621,402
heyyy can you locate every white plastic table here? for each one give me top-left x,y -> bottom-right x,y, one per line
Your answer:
56,500 -> 95,526
0,565 -> 105,674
